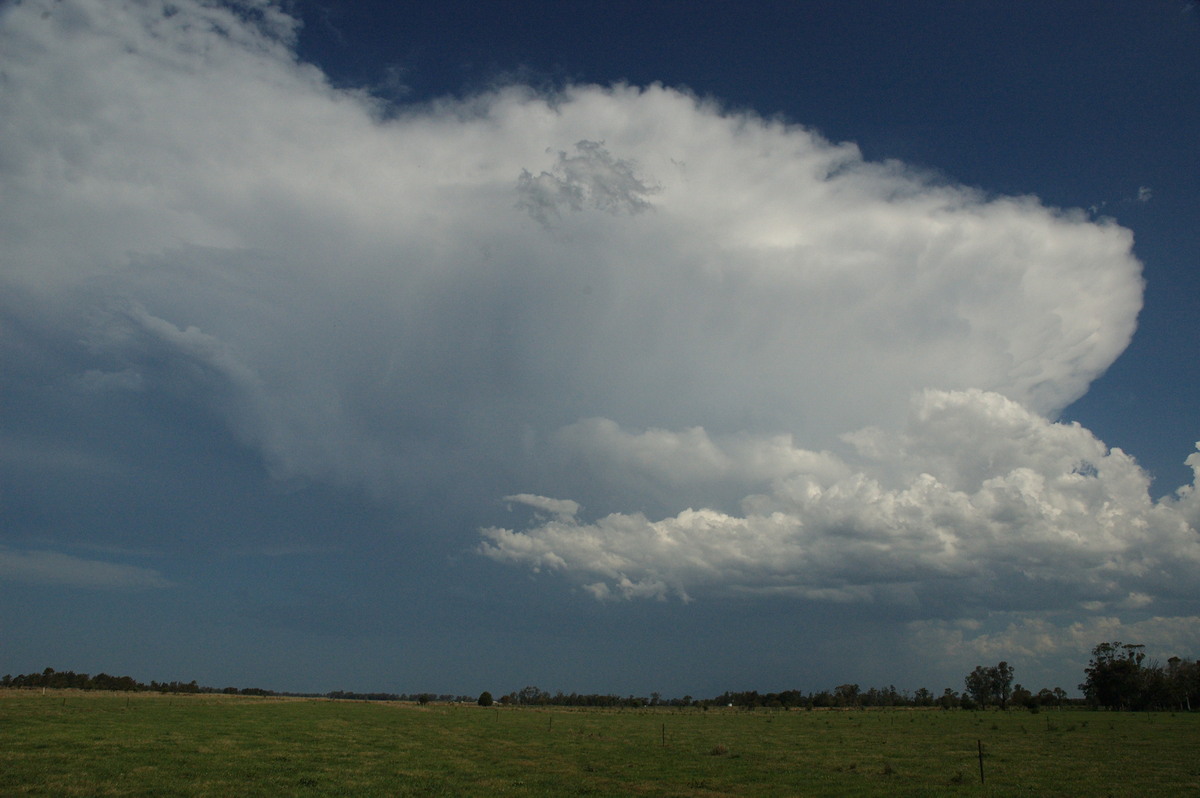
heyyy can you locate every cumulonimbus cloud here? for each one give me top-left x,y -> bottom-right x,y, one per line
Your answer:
3,0 -> 1191,636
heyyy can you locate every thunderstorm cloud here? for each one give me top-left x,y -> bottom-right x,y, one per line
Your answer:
2,0 -> 1196,664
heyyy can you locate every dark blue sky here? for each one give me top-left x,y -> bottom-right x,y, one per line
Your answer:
2,0 -> 1198,698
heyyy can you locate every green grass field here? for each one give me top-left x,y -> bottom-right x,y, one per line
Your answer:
2,690 -> 1197,796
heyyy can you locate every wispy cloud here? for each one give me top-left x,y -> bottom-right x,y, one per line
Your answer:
0,548 -> 171,590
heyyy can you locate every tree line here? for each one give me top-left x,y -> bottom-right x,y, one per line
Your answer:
1079,641 -> 1200,711
6,641 -> 1198,712
479,642 -> 1198,712
0,670 -> 482,703
0,668 -> 279,696
485,680 -> 1067,711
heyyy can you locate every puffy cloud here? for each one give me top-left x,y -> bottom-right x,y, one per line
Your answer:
482,390 -> 1200,615
516,140 -> 660,224
0,548 -> 171,590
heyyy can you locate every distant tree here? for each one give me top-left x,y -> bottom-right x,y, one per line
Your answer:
1011,683 -> 1034,710
517,686 -> 547,705
965,662 -> 1015,709
1081,642 -> 1146,710
993,662 -> 1014,709
1166,657 -> 1200,711
833,683 -> 860,707
477,691 -> 493,707
964,666 -> 990,707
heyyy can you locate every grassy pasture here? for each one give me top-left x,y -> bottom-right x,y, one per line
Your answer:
2,690 -> 1198,796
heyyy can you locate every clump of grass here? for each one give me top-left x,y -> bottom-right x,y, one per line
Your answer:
950,770 -> 965,784
881,762 -> 895,776
708,744 -> 728,756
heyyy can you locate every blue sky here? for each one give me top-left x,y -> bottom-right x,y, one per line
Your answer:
2,0 -> 1198,698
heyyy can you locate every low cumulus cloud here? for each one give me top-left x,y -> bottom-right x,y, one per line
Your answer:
0,548 -> 171,590
483,391 -> 1200,607
1,0 -> 1193,647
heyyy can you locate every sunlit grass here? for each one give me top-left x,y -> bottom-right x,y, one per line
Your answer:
2,690 -> 1197,796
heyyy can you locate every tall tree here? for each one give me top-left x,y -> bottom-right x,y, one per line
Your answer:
992,661 -> 1014,710
1080,641 -> 1146,710
964,661 -> 1015,709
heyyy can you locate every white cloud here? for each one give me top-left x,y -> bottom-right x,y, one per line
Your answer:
482,390 -> 1200,615
503,494 -> 581,521
554,419 -> 849,488
0,548 -> 171,590
1,0 -> 1143,494
1,0 -> 1181,639
517,140 -> 660,224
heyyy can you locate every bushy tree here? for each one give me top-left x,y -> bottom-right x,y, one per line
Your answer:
1080,642 -> 1145,710
477,691 -> 493,707
516,685 -> 547,705
1078,641 -> 1200,711
833,683 -> 860,707
964,661 -> 1014,709
1166,657 -> 1200,711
